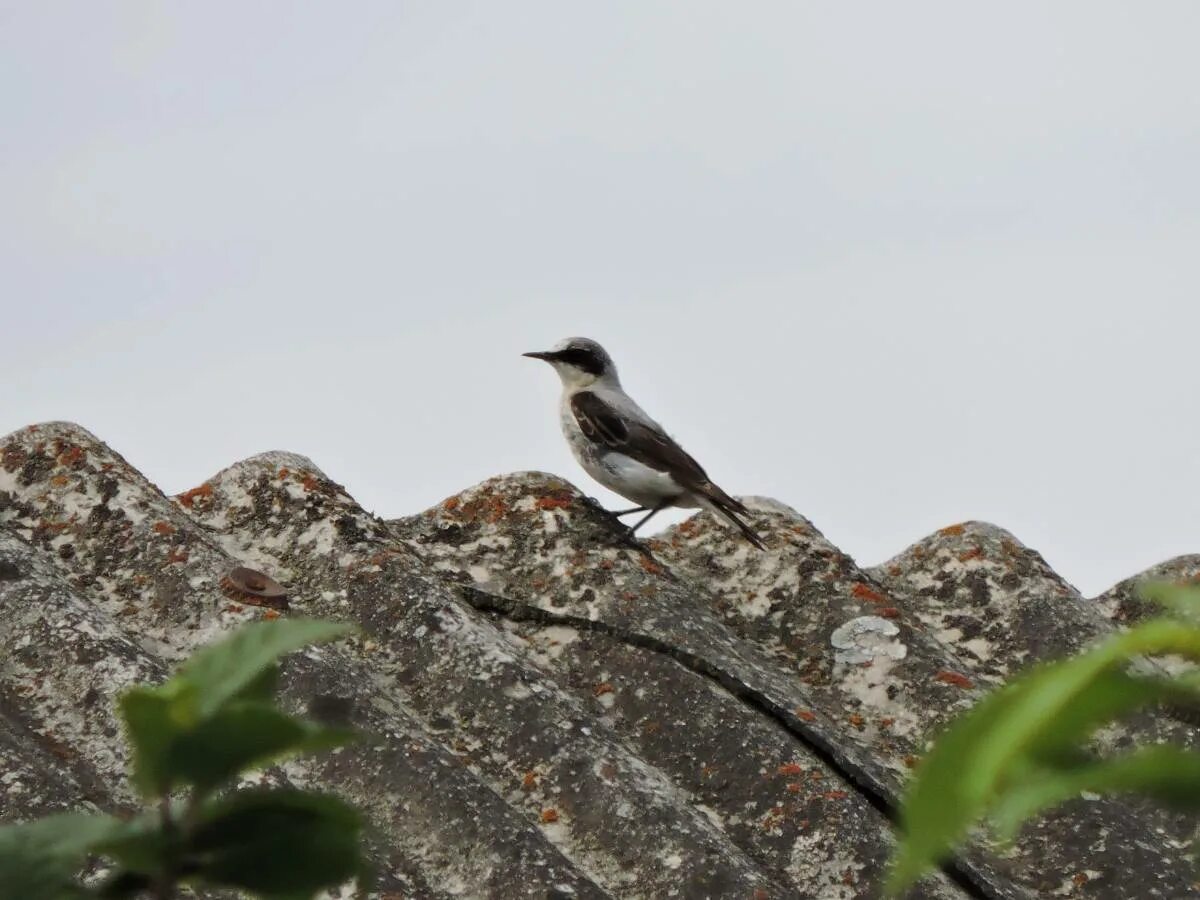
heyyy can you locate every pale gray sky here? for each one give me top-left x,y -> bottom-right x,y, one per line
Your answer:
2,2 -> 1197,596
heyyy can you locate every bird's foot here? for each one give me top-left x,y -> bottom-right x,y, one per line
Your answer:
580,496 -> 647,524
612,526 -> 658,560
579,495 -> 610,516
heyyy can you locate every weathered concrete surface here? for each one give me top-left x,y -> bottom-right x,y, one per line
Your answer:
1,421 -> 1197,899
1094,554 -> 1200,627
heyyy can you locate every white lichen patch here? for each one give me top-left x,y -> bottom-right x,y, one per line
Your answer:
503,680 -> 533,701
659,850 -> 683,870
835,654 -> 921,738
786,830 -> 865,900
830,616 -> 907,665
960,636 -> 994,662
295,519 -> 338,555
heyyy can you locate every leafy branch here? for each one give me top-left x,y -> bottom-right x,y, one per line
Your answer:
886,583 -> 1200,895
0,619 -> 366,900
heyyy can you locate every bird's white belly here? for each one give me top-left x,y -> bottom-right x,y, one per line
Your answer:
598,452 -> 690,506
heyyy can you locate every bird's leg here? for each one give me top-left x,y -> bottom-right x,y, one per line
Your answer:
624,501 -> 670,539
610,506 -> 649,517
609,500 -> 672,559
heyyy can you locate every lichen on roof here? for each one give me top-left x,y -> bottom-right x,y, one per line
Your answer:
2,421 -> 1197,899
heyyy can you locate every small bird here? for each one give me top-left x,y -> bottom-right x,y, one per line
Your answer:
523,337 -> 765,549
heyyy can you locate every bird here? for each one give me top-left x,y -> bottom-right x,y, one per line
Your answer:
523,337 -> 765,549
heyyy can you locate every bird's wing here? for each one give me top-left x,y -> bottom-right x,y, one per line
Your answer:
570,391 -> 709,491
571,391 -> 766,549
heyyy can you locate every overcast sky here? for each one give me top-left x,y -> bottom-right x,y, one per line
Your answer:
2,3 -> 1197,596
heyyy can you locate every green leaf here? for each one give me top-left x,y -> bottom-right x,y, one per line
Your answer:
168,702 -> 355,793
188,788 -> 363,898
886,673 -> 1031,894
1020,670 -> 1184,765
991,745 -> 1200,840
91,813 -> 182,878
178,619 -> 355,720
235,662 -> 282,704
118,620 -> 354,797
1140,582 -> 1200,624
0,813 -> 132,900
887,616 -> 1200,895
118,687 -> 184,798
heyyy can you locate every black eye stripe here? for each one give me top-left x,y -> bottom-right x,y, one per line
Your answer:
557,347 -> 606,376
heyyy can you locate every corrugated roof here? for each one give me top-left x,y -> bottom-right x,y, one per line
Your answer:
1,422 -> 1196,899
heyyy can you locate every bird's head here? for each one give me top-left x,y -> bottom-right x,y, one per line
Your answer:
523,337 -> 619,390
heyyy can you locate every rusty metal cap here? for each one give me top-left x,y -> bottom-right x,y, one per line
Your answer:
220,566 -> 289,610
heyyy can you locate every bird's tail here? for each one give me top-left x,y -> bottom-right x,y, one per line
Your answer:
699,489 -> 766,550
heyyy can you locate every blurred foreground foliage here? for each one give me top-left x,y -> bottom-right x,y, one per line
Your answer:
887,582 -> 1200,895
0,619 -> 366,900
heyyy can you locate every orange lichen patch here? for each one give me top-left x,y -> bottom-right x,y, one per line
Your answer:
49,474 -> 71,487
785,782 -> 803,794
539,808 -> 559,824
1073,872 -> 1089,887
794,708 -> 816,722
455,494 -> 508,524
521,771 -> 538,790
1,445 -> 27,473
823,790 -> 848,801
42,733 -> 77,762
592,682 -> 614,697
166,548 -> 190,565
262,609 -> 281,620
176,482 -> 214,508
675,519 -> 699,537
939,523 -> 966,537
483,496 -> 508,523
277,467 -> 290,479
934,670 -> 973,689
223,603 -> 245,614
851,582 -> 886,604
958,546 -> 984,562
638,555 -> 663,576
56,444 -> 85,468
887,564 -> 902,577
761,805 -> 786,830
848,713 -> 865,730
753,889 -> 770,900
441,495 -> 461,512
152,521 -> 175,536
875,606 -> 901,619
777,762 -> 805,777
301,473 -> 319,492
879,717 -> 895,729
534,494 -> 573,511
904,754 -> 919,769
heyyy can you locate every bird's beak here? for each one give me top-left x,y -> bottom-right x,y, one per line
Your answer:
522,350 -> 555,362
